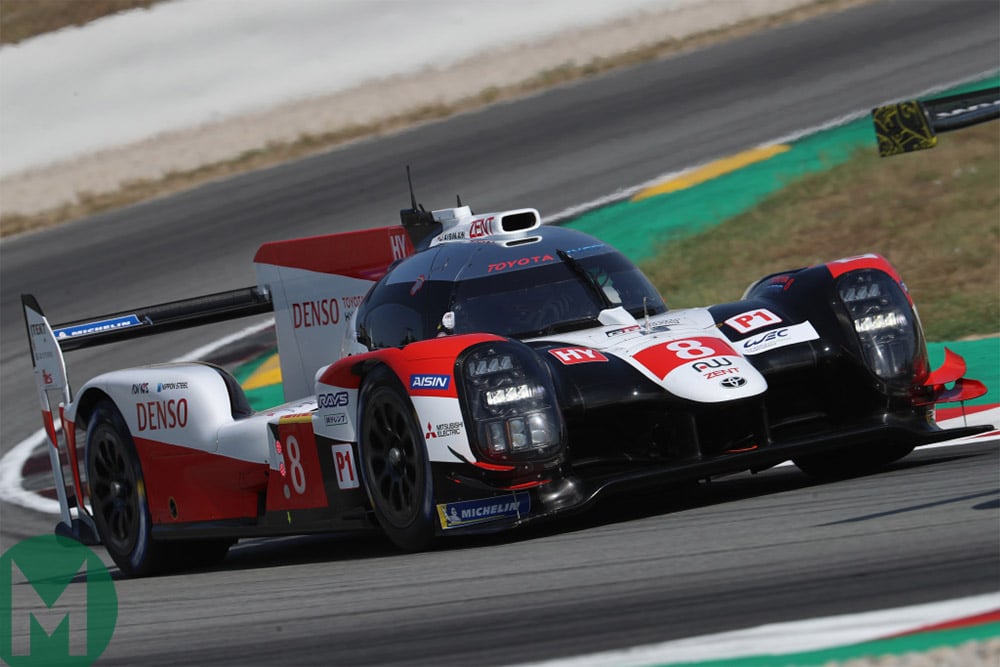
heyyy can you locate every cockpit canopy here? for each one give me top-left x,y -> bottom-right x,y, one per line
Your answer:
355,226 -> 666,349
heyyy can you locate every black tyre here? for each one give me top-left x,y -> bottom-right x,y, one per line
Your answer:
793,441 -> 915,480
86,400 -> 169,577
358,368 -> 435,551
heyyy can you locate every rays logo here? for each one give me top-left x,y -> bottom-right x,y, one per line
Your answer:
318,392 -> 349,408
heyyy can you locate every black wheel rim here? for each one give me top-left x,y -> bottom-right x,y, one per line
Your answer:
89,425 -> 140,554
363,390 -> 423,527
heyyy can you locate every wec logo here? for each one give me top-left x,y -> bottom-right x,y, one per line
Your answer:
0,535 -> 118,666
742,328 -> 789,349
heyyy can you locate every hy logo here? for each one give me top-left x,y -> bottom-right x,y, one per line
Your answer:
1,535 -> 117,666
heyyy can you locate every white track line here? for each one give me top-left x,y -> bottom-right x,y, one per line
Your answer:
511,592 -> 1000,667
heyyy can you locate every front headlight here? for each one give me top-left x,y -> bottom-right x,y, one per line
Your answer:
838,269 -> 921,382
458,342 -> 563,462
485,384 -> 534,406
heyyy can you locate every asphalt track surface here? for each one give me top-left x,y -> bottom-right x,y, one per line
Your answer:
0,1 -> 998,664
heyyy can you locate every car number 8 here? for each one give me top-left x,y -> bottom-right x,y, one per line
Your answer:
665,340 -> 715,359
286,435 -> 307,494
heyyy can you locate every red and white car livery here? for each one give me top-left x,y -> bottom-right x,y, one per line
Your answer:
22,196 -> 991,576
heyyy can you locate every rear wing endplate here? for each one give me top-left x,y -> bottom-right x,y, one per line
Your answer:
23,295 -> 78,535
872,86 -> 1000,157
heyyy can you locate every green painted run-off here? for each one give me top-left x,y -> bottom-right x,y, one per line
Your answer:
563,75 -> 1000,263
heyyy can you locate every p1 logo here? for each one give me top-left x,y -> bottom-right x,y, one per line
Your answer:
0,535 -> 118,666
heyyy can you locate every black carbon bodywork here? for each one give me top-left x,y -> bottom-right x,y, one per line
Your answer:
358,232 -> 992,536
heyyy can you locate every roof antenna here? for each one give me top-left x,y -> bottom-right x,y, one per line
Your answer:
406,165 -> 425,212
399,165 -> 439,247
456,194 -> 463,207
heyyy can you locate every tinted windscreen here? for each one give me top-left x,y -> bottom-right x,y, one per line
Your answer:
451,250 -> 666,338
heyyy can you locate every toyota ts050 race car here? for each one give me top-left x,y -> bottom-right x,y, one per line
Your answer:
23,183 -> 992,576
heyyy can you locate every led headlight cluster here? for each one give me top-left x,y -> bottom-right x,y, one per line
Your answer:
485,384 -> 534,406
838,270 -> 919,381
460,343 -> 562,462
853,311 -> 907,333
485,413 -> 554,454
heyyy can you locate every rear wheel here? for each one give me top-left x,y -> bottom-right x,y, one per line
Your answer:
87,400 -> 233,575
86,400 -> 169,577
359,368 -> 435,551
793,441 -> 915,480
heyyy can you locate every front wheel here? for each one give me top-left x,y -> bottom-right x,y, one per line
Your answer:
86,400 -> 169,577
358,368 -> 435,551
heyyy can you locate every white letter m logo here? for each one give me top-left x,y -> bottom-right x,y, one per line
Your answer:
10,560 -> 87,656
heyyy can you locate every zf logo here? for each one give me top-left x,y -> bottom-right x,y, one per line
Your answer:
318,392 -> 349,408
1,535 -> 118,666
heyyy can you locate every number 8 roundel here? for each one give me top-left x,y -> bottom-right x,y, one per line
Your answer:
633,337 -> 737,379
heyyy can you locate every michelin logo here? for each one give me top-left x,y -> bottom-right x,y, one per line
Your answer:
54,315 -> 141,339
437,493 -> 530,530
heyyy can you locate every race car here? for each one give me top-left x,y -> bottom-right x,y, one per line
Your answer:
23,185 -> 991,576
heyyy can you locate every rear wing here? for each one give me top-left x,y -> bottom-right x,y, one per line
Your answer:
39,287 -> 273,352
22,223 -> 414,540
872,86 -> 1000,157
